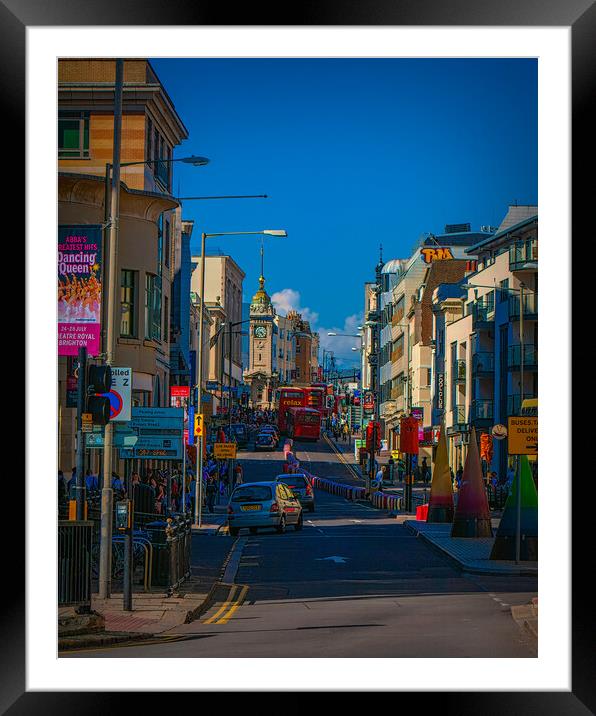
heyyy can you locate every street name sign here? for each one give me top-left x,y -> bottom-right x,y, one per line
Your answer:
214,442 -> 237,459
82,413 -> 93,433
507,416 -> 538,455
119,407 -> 184,460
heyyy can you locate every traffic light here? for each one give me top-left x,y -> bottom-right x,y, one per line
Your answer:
366,421 -> 382,452
86,364 -> 112,425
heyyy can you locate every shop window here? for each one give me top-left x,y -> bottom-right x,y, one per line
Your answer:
58,111 -> 89,158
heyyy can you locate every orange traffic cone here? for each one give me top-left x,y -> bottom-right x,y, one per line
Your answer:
451,427 -> 493,537
426,426 -> 454,523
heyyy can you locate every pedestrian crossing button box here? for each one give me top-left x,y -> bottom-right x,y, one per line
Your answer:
115,500 -> 133,532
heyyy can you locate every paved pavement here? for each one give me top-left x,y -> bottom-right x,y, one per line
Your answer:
66,435 -> 537,658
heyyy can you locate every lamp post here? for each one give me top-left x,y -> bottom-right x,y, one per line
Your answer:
461,277 -> 537,563
194,230 -> 287,528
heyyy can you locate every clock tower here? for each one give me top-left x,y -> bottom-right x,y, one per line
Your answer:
244,274 -> 278,409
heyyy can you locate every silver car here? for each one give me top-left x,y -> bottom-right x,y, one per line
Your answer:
227,481 -> 303,536
275,473 -> 316,512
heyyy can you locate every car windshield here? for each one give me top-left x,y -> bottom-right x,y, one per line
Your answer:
257,436 -> 272,443
278,476 -> 307,489
232,486 -> 272,502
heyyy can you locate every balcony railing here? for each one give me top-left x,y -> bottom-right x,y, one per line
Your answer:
472,351 -> 495,373
454,359 -> 466,383
471,399 -> 493,420
471,299 -> 494,326
508,344 -> 538,369
509,292 -> 538,320
452,404 -> 466,424
509,239 -> 538,271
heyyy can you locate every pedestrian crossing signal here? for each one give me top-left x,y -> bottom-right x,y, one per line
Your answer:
194,413 -> 204,438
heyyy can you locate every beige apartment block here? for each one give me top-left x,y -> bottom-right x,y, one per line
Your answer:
190,255 -> 246,387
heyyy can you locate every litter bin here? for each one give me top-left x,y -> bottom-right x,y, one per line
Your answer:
145,520 -> 169,587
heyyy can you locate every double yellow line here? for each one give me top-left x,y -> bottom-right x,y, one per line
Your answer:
203,584 -> 249,625
324,433 -> 363,482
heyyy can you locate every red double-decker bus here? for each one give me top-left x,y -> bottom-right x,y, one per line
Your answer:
304,385 -> 326,414
276,386 -> 305,433
286,407 -> 321,441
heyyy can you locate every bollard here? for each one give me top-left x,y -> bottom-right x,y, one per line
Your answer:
166,517 -> 177,596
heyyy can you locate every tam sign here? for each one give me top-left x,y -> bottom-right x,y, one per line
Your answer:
420,247 -> 454,264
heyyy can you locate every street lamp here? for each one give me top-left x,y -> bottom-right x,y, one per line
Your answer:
194,229 -> 287,528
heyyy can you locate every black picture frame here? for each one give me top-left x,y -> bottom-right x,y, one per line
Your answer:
11,0 -> 592,710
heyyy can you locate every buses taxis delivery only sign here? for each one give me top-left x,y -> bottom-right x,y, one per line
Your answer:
213,442 -> 237,459
507,416 -> 538,455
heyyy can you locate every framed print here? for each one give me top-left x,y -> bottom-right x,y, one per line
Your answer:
12,0 -> 593,710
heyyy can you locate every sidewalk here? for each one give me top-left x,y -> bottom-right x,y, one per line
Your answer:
404,519 -> 538,576
190,503 -> 229,534
59,524 -> 235,651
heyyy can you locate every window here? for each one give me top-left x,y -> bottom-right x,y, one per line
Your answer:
146,116 -> 153,160
120,270 -> 136,337
145,274 -> 162,341
58,111 -> 89,158
164,217 -> 170,269
499,278 -> 509,302
164,295 -> 169,343
157,216 -> 164,276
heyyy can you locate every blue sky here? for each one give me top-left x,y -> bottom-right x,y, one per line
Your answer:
152,58 -> 537,364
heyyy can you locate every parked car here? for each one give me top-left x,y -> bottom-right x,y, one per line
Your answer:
254,433 -> 276,451
227,481 -> 303,536
276,473 -> 315,512
228,423 -> 249,448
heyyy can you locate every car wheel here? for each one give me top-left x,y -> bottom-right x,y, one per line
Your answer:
294,514 -> 303,531
275,514 -> 286,534
229,527 -> 239,537
249,527 -> 258,535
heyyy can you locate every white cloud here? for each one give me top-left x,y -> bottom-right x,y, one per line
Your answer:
271,288 -> 319,325
271,287 -> 363,369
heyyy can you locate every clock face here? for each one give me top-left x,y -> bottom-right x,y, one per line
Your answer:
254,325 -> 267,339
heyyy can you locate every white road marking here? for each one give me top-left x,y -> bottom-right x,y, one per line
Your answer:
316,556 -> 349,564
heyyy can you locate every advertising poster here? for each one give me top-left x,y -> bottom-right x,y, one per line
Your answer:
58,225 -> 103,356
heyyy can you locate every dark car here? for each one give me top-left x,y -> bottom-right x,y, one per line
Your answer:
228,423 -> 249,448
254,433 -> 276,451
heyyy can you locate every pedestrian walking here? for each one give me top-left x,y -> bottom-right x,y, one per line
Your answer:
234,462 -> 244,486
58,470 -> 67,506
421,457 -> 429,484
206,476 -> 217,514
342,422 -> 350,443
455,465 -> 463,489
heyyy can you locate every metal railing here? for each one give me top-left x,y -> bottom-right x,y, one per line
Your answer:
509,239 -> 538,271
454,359 -> 466,382
165,514 -> 192,596
471,399 -> 494,420
509,292 -> 538,320
452,404 -> 466,424
472,351 -> 495,373
487,484 -> 509,510
58,520 -> 93,609
508,344 -> 538,369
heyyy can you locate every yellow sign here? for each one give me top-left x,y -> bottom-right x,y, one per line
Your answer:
391,450 -> 401,459
508,416 -> 538,455
420,247 -> 454,264
214,442 -> 237,459
82,413 -> 93,433
194,413 -> 204,438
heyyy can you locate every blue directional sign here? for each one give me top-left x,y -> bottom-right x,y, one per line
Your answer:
119,407 -> 184,460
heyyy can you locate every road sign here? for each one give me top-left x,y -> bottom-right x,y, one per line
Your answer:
507,416 -> 538,455
214,442 -> 237,459
82,413 -> 93,433
194,413 -> 204,438
492,423 -> 508,440
119,407 -> 183,460
206,381 -> 219,391
86,430 -> 138,449
98,367 -> 132,422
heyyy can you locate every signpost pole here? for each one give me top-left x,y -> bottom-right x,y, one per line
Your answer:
75,346 -> 87,520
517,282 -> 525,564
182,433 -> 186,514
123,458 -> 133,611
